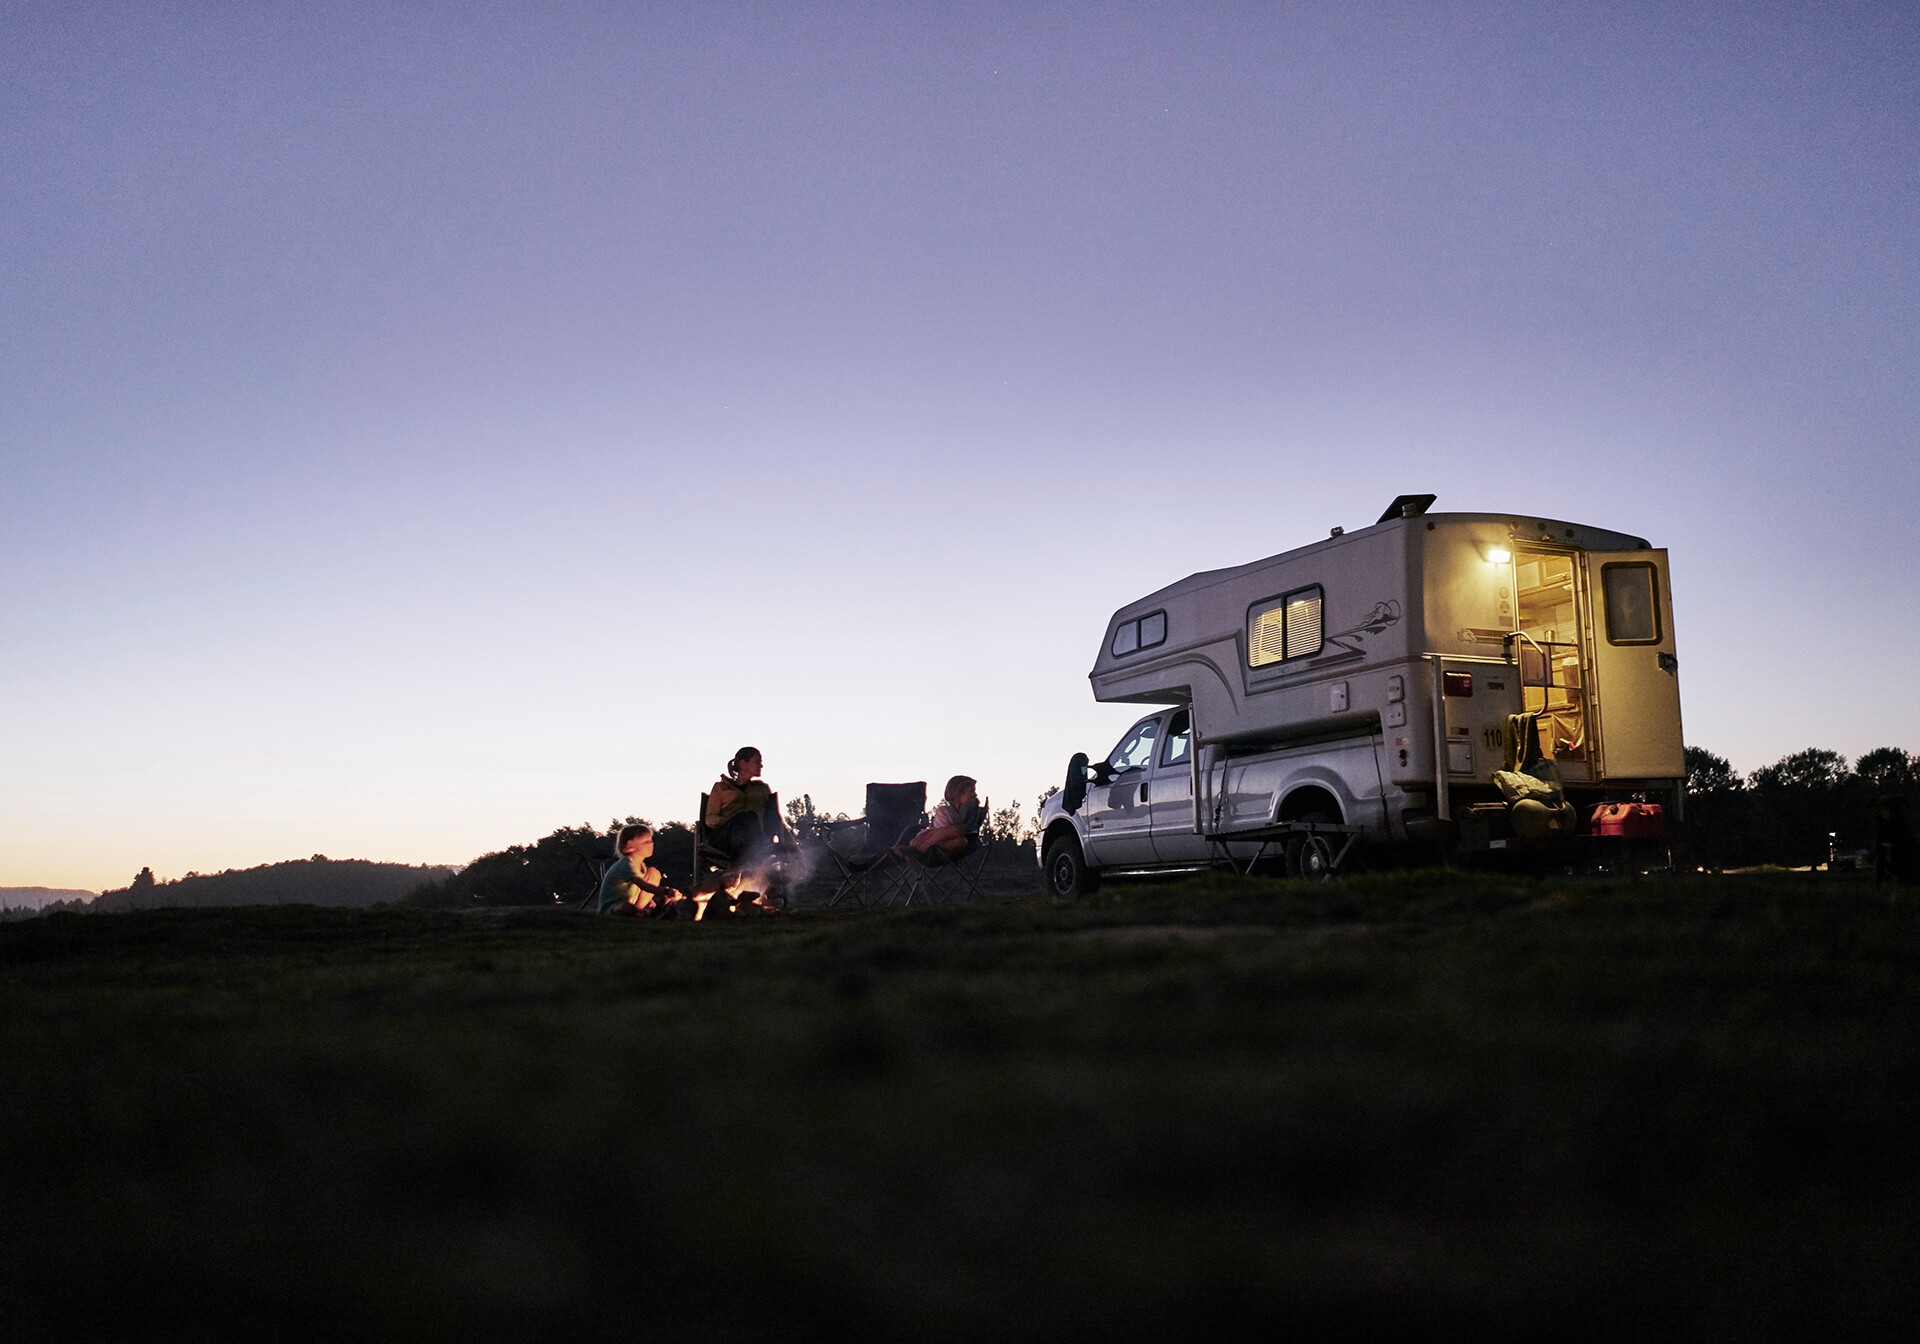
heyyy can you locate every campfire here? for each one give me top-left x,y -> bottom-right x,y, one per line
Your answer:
696,872 -> 769,920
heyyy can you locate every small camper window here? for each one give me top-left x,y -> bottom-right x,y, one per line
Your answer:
1601,563 -> 1660,645
1110,609 -> 1168,658
1247,586 -> 1324,667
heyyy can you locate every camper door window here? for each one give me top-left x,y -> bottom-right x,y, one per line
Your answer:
1247,586 -> 1325,666
1601,563 -> 1661,644
1110,610 -> 1168,658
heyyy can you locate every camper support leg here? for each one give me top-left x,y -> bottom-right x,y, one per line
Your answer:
1189,706 -> 1202,837
1430,654 -> 1451,823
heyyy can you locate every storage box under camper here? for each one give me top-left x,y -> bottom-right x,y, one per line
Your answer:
1036,495 -> 1684,892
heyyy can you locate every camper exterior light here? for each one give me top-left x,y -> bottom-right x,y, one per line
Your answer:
1486,546 -> 1512,564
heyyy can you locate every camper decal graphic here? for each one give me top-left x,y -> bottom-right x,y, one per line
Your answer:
1312,599 -> 1402,667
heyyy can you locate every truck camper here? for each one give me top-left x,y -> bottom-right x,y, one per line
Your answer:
1037,494 -> 1684,895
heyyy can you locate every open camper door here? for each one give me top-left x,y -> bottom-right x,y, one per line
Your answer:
1585,550 -> 1684,780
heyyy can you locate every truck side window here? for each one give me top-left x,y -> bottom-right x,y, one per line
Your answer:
1108,718 -> 1160,773
1602,563 -> 1660,644
1160,710 -> 1192,768
1246,586 -> 1324,666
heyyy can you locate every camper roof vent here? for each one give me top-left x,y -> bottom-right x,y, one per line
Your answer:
1377,494 -> 1437,524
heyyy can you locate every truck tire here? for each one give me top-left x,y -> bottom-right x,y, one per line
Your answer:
1288,809 -> 1341,881
1043,833 -> 1100,898
1295,834 -> 1336,881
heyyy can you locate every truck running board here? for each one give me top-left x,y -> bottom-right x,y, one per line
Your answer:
1098,864 -> 1217,880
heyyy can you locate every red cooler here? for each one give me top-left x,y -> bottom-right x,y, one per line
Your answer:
1590,803 -> 1665,839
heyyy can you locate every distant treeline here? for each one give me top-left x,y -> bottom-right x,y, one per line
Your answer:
9,857 -> 457,920
0,887 -> 96,916
406,819 -> 698,909
1677,745 -> 1916,871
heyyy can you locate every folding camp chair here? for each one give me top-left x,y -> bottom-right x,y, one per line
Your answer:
572,856 -> 612,912
820,782 -> 927,908
900,802 -> 993,905
696,790 -> 795,913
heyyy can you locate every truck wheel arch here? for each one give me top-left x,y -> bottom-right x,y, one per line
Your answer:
1043,820 -> 1085,860
1277,785 -> 1343,825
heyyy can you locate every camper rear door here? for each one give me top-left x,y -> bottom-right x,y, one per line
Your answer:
1584,549 -> 1684,780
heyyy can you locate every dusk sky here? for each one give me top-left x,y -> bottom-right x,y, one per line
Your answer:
4,3 -> 1916,891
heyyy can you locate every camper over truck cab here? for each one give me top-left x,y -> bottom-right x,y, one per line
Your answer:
1037,494 -> 1684,895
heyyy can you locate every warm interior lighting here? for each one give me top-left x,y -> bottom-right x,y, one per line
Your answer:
1486,546 -> 1512,564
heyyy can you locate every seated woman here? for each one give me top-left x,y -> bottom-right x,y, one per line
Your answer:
597,823 -> 687,916
704,746 -> 788,871
903,775 -> 986,863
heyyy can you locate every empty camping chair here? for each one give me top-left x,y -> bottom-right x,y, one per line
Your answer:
820,782 -> 928,908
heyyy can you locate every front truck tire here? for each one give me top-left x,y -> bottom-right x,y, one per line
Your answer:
1043,832 -> 1100,898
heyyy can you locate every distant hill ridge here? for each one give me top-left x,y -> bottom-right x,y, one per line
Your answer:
0,887 -> 99,912
11,858 -> 454,918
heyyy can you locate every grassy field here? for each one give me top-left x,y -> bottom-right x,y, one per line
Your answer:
4,871 -> 1917,1341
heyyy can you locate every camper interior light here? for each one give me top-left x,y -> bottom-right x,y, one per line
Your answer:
1484,546 -> 1512,564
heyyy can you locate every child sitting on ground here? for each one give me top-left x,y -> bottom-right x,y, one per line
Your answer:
902,776 -> 986,862
597,823 -> 687,916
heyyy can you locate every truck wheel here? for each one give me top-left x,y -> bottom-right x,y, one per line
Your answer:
1295,834 -> 1336,881
1043,833 -> 1099,898
1289,810 -> 1340,881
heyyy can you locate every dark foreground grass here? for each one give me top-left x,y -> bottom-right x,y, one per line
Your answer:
3,873 -> 1918,1341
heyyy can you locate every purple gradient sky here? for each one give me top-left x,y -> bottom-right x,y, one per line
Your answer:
4,3 -> 1916,890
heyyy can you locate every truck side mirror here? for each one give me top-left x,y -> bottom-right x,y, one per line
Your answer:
1064,753 -> 1090,814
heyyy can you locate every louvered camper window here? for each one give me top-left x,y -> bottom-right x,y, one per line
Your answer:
1247,586 -> 1323,667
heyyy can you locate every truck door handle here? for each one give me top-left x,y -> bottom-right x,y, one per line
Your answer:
1140,782 -> 1149,802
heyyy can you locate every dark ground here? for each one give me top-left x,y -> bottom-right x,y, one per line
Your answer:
3,870 -> 1917,1341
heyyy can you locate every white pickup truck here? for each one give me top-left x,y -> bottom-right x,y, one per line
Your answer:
1036,495 -> 1685,896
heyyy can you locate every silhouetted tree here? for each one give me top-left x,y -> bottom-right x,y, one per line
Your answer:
1677,747 -> 1748,870
1751,748 -> 1848,793
1749,748 -> 1855,866
1856,748 -> 1917,797
1685,747 -> 1740,796
983,801 -> 1030,845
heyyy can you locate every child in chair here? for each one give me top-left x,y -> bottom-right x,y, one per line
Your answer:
905,776 -> 985,861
